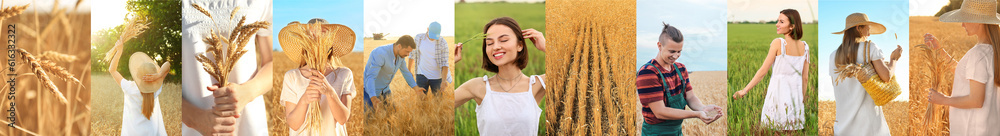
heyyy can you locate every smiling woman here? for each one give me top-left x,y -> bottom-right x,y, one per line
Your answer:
453,16 -> 548,136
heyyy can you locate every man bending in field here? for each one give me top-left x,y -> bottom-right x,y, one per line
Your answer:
364,35 -> 426,109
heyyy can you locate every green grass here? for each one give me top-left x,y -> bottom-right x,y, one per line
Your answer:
454,2 -> 546,136
726,23 -> 819,135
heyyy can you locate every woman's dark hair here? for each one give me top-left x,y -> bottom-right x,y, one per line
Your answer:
481,17 -> 528,73
781,9 -> 803,40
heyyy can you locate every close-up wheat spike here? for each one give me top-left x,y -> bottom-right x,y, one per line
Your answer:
0,3 -> 28,21
15,48 -> 69,104
104,17 -> 149,62
192,3 -> 270,86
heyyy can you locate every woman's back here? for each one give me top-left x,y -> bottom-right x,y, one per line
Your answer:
827,41 -> 891,135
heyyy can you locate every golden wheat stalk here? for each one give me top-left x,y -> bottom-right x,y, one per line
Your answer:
0,4 -> 28,21
104,18 -> 149,62
39,51 -> 78,63
15,48 -> 68,104
191,3 -> 270,86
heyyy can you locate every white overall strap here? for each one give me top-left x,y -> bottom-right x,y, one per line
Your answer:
482,75 -> 491,93
528,75 -> 545,93
778,38 -> 787,55
803,41 -> 810,63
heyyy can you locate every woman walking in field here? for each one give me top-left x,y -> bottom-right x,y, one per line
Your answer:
452,17 -> 546,135
278,19 -> 357,136
828,12 -> 900,135
731,9 -> 809,131
923,0 -> 1000,135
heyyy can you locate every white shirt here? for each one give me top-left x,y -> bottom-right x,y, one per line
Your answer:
280,68 -> 355,136
414,33 -> 445,79
120,80 -> 167,136
949,44 -> 998,136
181,0 -> 272,135
829,41 -> 891,136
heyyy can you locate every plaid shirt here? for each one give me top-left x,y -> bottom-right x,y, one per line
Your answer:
409,33 -> 450,70
636,60 -> 692,124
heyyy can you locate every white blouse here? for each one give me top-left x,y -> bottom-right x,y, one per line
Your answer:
281,68 -> 355,136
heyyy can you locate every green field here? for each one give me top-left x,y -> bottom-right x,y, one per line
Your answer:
454,2 -> 547,136
726,23 -> 819,135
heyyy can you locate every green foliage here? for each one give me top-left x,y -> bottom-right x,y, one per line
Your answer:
726,24 -> 819,135
91,0 -> 181,83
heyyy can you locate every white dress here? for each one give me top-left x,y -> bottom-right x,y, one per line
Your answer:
280,68 -> 355,136
948,43 -> 998,136
180,0 -> 272,135
829,41 -> 891,136
476,75 -> 545,136
760,38 -> 807,130
120,80 -> 167,136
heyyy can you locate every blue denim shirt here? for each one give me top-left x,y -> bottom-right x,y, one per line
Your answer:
364,44 -> 418,98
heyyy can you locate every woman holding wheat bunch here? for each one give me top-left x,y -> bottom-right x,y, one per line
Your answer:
278,19 -> 356,136
107,18 -> 171,136
731,9 -> 809,131
453,17 -> 547,135
180,0 -> 274,135
923,0 -> 1000,135
828,12 -> 900,135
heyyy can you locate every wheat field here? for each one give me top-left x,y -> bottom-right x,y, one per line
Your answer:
362,37 -> 456,135
818,101 -> 909,136
0,7 -> 93,136
268,51 -> 366,136
545,0 -> 638,135
907,16 -> 976,136
680,71 -> 729,136
90,74 -> 181,136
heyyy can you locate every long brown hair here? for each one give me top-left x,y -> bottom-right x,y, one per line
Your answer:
985,24 -> 1000,86
835,26 -> 865,65
142,93 -> 154,119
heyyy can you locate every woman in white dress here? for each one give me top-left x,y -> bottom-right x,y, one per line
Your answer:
279,19 -> 356,136
828,13 -> 901,136
924,0 -> 1000,135
453,17 -> 546,135
732,9 -> 809,131
108,41 -> 171,136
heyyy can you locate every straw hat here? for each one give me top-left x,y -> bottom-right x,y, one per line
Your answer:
939,0 -> 1000,24
128,52 -> 163,93
278,21 -> 355,66
832,13 -> 886,35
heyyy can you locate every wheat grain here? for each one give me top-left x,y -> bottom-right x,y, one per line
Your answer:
0,4 -> 28,21
191,3 -> 211,18
40,51 -> 78,62
14,48 -> 68,104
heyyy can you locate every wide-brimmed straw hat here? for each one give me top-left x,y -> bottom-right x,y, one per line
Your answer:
278,21 -> 355,66
128,52 -> 163,93
939,0 -> 1000,24
832,13 -> 886,35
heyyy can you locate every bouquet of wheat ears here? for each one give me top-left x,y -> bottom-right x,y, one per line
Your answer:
286,22 -> 338,135
190,3 -> 270,86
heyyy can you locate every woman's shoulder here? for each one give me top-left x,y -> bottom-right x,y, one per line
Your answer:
283,69 -> 302,78
970,44 -> 996,57
331,67 -> 354,76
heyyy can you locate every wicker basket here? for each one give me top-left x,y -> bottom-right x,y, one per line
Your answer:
834,41 -> 900,106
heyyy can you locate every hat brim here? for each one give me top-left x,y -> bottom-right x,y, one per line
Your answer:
279,23 -> 356,66
128,52 -> 163,93
939,9 -> 1000,24
832,21 -> 886,35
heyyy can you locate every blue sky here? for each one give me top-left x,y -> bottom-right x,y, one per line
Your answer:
817,0 -> 909,101
636,0 -> 727,71
364,0 -> 455,38
272,0 -> 365,52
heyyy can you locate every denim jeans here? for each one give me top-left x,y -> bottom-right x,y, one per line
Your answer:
416,74 -> 442,94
